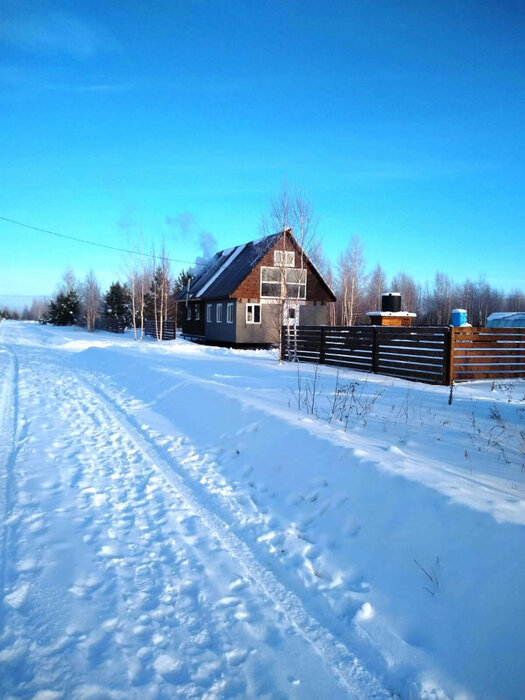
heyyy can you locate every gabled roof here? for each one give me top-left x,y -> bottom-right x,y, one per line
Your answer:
176,229 -> 335,302
176,231 -> 280,301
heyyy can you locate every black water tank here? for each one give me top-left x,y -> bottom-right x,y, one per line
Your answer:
382,292 -> 401,313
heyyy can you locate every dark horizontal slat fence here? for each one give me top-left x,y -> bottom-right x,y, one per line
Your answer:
323,326 -> 375,372
283,325 -> 525,385
451,327 -> 525,382
96,318 -> 125,333
375,326 -> 449,384
144,320 -> 177,340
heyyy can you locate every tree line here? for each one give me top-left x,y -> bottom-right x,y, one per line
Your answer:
1,260 -> 191,340
1,191 -> 523,331
265,188 -> 524,328
315,236 -> 524,327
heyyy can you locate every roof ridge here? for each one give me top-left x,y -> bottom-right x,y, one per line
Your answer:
193,243 -> 247,298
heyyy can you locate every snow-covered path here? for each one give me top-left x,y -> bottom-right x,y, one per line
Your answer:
0,323 -> 386,699
2,322 -> 525,699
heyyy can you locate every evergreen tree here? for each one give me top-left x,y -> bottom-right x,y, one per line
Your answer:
48,289 -> 81,326
103,282 -> 132,326
173,268 -> 193,297
174,268 -> 192,326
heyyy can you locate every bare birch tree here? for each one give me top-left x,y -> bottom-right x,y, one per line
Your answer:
83,270 -> 101,332
391,271 -> 418,313
128,261 -> 139,340
260,186 -> 294,359
126,235 -> 148,340
365,263 -> 387,313
324,263 -> 337,325
260,186 -> 323,360
337,236 -> 366,325
149,241 -> 172,341
290,194 -> 319,357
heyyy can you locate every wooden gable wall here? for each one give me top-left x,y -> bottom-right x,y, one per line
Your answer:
232,233 -> 334,302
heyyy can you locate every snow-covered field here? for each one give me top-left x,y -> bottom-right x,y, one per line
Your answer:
1,321 -> 524,700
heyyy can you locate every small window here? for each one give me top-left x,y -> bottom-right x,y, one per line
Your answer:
186,305 -> 191,320
206,304 -> 212,322
194,304 -> 200,321
216,304 -> 223,323
246,303 -> 261,324
227,303 -> 234,324
274,250 -> 295,267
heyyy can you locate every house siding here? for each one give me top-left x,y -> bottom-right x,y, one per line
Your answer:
235,301 -> 279,344
204,300 -> 236,343
299,304 -> 328,326
181,301 -> 205,337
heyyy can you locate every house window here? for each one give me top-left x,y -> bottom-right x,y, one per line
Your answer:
227,303 -> 234,324
260,266 -> 307,299
194,304 -> 200,321
216,304 -> 223,323
285,268 -> 307,299
261,267 -> 281,297
274,250 -> 295,267
246,304 -> 261,323
206,304 -> 212,322
186,305 -> 191,320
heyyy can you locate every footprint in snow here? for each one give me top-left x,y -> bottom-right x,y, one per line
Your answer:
229,578 -> 248,592
4,583 -> 31,611
153,654 -> 188,684
225,648 -> 250,667
15,557 -> 39,573
134,564 -> 158,593
216,596 -> 241,608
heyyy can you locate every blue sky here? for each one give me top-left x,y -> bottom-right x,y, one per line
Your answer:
1,0 -> 524,306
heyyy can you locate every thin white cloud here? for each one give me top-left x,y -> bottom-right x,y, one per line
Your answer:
0,66 -> 131,96
47,82 -> 132,93
0,8 -> 119,59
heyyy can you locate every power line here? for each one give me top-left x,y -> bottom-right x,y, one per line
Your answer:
0,215 -> 204,267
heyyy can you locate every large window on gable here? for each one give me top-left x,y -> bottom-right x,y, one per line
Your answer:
285,268 -> 307,299
260,266 -> 307,299
261,267 -> 281,297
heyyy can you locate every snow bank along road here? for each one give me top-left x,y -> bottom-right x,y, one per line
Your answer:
1,322 -> 524,699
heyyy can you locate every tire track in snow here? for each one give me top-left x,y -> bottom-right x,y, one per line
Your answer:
79,366 -> 421,695
70,370 -> 388,698
0,342 -> 20,627
1,340 -> 376,698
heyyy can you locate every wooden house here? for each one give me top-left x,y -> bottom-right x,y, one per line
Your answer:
177,229 -> 336,346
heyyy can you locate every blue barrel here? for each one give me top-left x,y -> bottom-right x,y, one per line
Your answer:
451,309 -> 467,326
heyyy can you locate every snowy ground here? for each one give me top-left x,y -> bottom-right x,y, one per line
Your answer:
1,321 -> 524,700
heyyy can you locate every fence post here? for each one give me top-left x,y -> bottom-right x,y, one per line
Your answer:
319,326 -> 326,365
446,326 -> 455,385
280,325 -> 286,362
372,326 -> 379,374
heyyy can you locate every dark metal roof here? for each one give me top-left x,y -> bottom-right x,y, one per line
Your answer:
176,229 -> 336,302
176,232 -> 281,301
